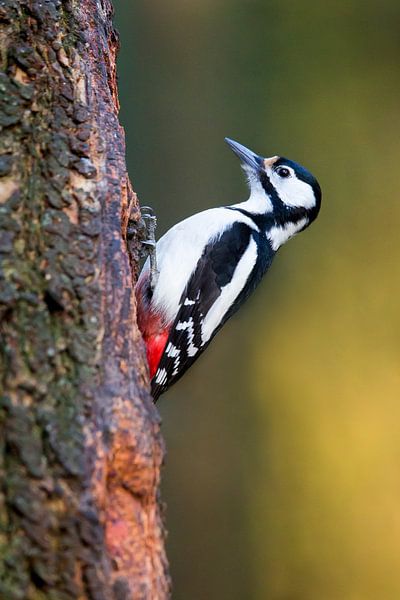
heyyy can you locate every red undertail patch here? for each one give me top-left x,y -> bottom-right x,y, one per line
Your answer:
146,330 -> 170,379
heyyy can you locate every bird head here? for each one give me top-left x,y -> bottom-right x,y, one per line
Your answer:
225,138 -> 321,226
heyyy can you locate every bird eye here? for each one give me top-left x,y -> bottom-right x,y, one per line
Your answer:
276,166 -> 291,178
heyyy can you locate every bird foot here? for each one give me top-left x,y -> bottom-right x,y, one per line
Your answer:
139,206 -> 159,290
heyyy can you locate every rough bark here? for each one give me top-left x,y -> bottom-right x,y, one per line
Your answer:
0,1 -> 169,598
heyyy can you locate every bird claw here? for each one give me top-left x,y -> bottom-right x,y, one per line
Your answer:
139,206 -> 159,290
141,240 -> 156,249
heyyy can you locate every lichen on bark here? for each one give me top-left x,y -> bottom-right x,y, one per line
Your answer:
0,1 -> 169,598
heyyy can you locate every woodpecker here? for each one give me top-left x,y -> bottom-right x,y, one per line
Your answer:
136,138 -> 321,401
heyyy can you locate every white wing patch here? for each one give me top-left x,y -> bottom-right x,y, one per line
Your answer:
153,309 -> 201,384
166,342 -> 180,358
166,342 -> 181,376
176,317 -> 199,357
201,237 -> 258,344
155,368 -> 168,385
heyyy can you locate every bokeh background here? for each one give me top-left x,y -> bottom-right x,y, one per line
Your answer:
114,2 -> 400,598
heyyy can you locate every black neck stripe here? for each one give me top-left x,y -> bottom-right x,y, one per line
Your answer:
259,171 -> 283,210
226,205 -> 308,231
226,206 -> 273,230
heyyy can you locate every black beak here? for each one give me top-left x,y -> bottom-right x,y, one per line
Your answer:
225,138 -> 263,171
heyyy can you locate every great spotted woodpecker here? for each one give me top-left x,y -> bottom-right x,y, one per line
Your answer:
136,138 -> 321,401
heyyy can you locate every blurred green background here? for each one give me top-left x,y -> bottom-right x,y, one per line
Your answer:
114,2 -> 400,598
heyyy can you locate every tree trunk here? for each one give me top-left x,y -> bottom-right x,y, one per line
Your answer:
0,1 -> 169,598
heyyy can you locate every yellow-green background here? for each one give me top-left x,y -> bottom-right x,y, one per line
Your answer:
114,2 -> 400,598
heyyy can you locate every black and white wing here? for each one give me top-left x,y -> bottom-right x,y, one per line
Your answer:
151,222 -> 271,400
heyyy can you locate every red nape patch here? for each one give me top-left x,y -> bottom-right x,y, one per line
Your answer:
145,331 -> 170,379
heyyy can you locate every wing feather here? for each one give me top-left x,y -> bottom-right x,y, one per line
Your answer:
151,222 -> 257,400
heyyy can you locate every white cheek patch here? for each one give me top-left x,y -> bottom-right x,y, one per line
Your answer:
267,218 -> 308,251
274,176 -> 316,209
